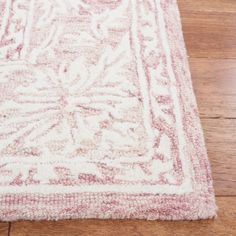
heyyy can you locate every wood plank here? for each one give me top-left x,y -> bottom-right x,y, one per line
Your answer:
189,58 -> 236,118
10,197 -> 236,236
178,3 -> 236,58
201,118 -> 236,196
0,222 -> 9,236
178,0 -> 236,13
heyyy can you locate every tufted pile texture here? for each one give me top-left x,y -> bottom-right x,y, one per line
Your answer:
0,0 -> 216,221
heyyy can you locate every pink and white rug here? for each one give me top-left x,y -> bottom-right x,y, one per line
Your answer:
0,0 -> 216,221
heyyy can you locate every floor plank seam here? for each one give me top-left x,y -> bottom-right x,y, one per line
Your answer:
8,222 -> 11,236
216,195 -> 236,197
200,117 -> 236,120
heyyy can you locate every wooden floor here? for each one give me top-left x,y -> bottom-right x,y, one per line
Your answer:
1,0 -> 236,235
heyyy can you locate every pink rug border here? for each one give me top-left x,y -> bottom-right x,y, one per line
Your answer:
0,0 -> 217,221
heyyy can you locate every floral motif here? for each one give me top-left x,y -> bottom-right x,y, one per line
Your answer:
0,42 -> 147,159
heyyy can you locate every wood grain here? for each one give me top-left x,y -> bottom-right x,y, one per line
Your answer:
178,1 -> 236,58
9,197 -> 236,236
0,223 -> 9,236
202,118 -> 236,196
189,58 -> 236,118
178,0 -> 236,13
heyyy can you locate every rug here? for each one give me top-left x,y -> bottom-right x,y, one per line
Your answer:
0,0 -> 216,221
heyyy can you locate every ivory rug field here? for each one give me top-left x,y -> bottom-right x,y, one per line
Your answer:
0,0 -> 216,221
